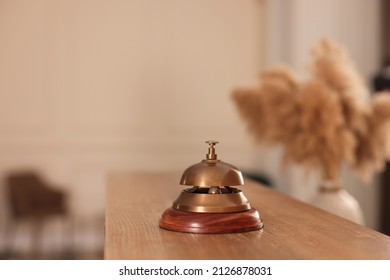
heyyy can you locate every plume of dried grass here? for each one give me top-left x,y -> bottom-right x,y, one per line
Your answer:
353,94 -> 390,179
232,66 -> 299,145
232,38 -> 390,181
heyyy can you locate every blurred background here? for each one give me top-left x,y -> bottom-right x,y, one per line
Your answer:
0,0 -> 388,259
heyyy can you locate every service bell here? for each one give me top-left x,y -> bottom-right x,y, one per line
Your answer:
159,140 -> 264,234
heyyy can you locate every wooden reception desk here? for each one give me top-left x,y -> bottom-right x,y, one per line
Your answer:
104,172 -> 390,259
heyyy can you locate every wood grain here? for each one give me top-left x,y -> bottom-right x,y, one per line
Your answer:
105,172 -> 390,259
159,208 -> 263,234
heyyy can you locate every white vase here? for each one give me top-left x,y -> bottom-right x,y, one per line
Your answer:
309,180 -> 365,225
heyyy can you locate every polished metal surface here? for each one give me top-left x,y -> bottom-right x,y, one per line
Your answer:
172,188 -> 251,213
180,141 -> 244,187
208,187 -> 222,194
173,140 -> 250,213
205,140 -> 218,160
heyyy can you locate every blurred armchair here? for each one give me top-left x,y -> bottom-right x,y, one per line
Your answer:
4,171 -> 71,258
7,172 -> 67,219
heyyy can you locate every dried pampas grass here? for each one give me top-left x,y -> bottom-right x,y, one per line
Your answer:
232,38 -> 390,181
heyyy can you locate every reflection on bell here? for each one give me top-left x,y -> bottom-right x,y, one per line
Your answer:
159,140 -> 264,234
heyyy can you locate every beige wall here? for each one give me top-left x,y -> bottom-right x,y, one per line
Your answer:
0,0 -> 264,226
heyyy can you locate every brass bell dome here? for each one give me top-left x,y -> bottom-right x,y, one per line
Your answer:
180,141 -> 244,187
172,140 -> 251,213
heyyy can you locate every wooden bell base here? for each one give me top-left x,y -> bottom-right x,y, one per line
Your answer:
159,208 -> 263,234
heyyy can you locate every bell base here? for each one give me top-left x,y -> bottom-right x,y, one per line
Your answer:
159,208 -> 263,234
